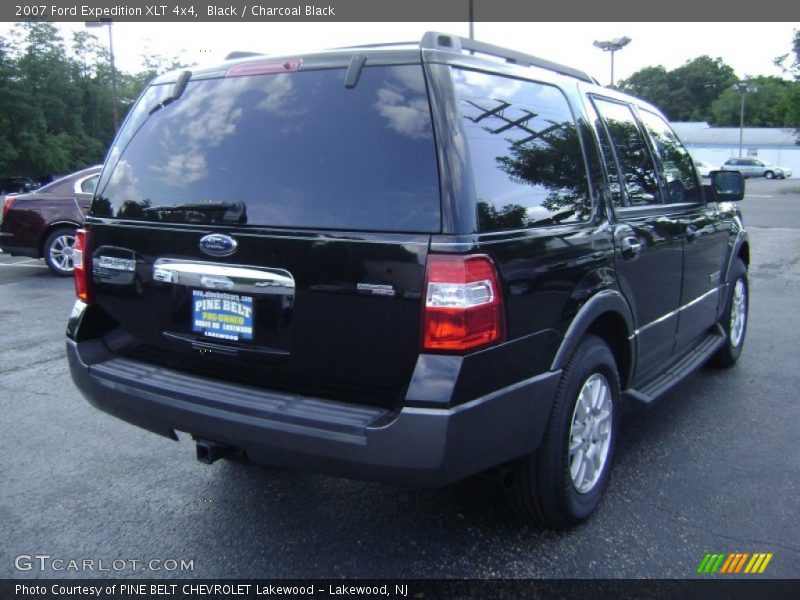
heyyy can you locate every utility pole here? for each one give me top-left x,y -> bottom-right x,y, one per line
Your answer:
468,0 -> 474,40
85,20 -> 120,131
733,81 -> 757,158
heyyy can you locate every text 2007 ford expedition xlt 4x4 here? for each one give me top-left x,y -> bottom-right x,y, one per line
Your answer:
67,33 -> 749,528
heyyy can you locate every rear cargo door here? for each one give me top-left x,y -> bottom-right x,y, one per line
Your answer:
89,63 -> 441,409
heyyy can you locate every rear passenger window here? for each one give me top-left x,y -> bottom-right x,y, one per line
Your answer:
81,175 -> 99,194
452,69 -> 591,232
592,97 -> 660,207
585,100 -> 623,208
638,110 -> 699,204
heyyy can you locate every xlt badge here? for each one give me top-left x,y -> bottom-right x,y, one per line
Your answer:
357,283 -> 396,297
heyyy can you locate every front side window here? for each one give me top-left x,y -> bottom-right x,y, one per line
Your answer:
592,97 -> 660,207
638,110 -> 699,204
452,69 -> 591,232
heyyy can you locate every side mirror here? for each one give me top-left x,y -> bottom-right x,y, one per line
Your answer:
706,170 -> 745,202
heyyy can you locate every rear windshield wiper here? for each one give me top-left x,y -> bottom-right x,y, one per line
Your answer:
148,70 -> 192,115
143,201 -> 247,224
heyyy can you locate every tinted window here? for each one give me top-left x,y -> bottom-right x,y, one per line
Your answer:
585,99 -> 623,208
593,98 -> 660,206
638,110 -> 699,204
452,69 -> 591,232
93,66 -> 440,232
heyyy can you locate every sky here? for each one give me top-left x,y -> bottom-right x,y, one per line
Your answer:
0,21 -> 797,85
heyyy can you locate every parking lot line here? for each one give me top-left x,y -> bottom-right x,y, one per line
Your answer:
0,262 -> 48,268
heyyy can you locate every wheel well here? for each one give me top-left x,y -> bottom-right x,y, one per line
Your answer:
585,312 -> 632,388
737,241 -> 750,267
39,223 -> 79,256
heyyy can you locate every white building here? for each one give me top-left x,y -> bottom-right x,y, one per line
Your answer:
672,122 -> 799,178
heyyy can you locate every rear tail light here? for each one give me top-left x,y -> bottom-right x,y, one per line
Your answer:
422,254 -> 505,352
2,196 -> 15,220
73,229 -> 93,303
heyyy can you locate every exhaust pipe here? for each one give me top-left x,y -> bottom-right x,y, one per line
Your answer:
195,440 -> 234,464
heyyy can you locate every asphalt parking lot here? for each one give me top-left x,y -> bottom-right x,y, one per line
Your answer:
2,178 -> 799,579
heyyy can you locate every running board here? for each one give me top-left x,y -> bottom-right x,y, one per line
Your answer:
622,325 -> 726,411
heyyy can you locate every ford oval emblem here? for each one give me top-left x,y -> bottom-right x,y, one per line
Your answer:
199,234 -> 238,257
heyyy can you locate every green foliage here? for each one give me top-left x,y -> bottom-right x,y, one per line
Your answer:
775,28 -> 800,81
619,44 -> 800,129
618,56 -> 737,122
0,23 -> 187,179
710,76 -> 800,127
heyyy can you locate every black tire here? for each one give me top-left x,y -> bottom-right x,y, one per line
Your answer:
505,334 -> 620,528
764,170 -> 774,179
42,227 -> 77,277
710,258 -> 748,368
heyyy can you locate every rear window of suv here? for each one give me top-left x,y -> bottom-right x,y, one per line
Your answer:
452,69 -> 591,232
92,65 -> 441,233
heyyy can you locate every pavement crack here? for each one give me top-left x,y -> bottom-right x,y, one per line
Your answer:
654,504 -> 800,554
0,352 -> 65,378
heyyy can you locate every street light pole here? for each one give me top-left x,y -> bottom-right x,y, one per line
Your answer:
593,37 -> 632,87
107,23 -> 119,131
733,81 -> 757,158
468,0 -> 474,40
85,20 -> 119,132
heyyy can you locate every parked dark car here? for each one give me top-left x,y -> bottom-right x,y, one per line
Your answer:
0,176 -> 39,196
0,166 -> 102,275
66,33 -> 749,528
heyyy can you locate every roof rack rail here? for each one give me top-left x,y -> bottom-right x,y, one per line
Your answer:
225,51 -> 265,60
420,31 -> 596,84
332,41 -> 418,51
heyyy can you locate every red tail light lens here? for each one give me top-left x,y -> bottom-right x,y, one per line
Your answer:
73,229 -> 93,303
422,254 -> 505,352
225,59 -> 302,78
2,196 -> 15,220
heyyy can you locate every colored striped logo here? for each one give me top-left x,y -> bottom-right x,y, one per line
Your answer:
697,552 -> 773,574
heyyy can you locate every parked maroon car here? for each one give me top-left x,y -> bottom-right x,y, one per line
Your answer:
0,166 -> 101,275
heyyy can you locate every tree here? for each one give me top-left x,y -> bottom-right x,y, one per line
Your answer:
711,76 -> 800,127
775,28 -> 800,81
618,56 -> 737,122
0,23 -> 188,179
616,65 -> 670,110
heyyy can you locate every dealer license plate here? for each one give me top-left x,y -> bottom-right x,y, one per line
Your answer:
192,289 -> 254,342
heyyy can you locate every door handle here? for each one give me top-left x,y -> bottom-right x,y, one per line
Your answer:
620,236 -> 642,260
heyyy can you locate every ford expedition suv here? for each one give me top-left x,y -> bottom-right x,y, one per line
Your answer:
67,33 -> 749,528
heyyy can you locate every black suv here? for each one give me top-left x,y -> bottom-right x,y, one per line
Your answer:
67,33 -> 749,528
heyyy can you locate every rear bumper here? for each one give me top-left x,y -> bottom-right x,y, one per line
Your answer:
67,338 -> 561,486
0,232 -> 39,258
